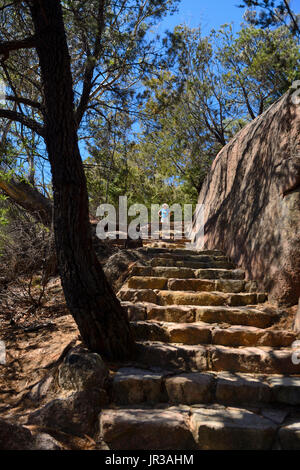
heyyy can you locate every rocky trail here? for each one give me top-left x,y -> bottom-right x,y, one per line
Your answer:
104,240 -> 300,450
1,238 -> 300,450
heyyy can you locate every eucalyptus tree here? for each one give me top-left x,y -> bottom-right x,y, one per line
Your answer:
136,21 -> 299,198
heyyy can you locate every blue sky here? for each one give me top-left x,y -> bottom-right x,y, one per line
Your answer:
157,0 -> 300,36
76,0 -> 300,167
159,0 -> 245,34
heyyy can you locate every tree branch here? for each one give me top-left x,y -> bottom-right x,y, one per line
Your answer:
0,36 -> 36,59
75,0 -> 106,127
0,109 -> 45,136
6,95 -> 43,111
0,1 -> 18,12
0,176 -> 52,227
283,0 -> 300,36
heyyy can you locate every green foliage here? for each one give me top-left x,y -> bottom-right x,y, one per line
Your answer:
0,193 -> 9,227
0,1 -> 299,223
216,23 -> 300,112
239,0 -> 300,38
85,108 -> 193,212
127,21 -> 299,205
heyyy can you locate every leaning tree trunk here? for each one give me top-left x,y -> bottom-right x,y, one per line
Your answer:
0,176 -> 53,227
29,0 -> 135,360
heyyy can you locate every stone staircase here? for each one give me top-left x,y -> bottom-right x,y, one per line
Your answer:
99,242 -> 300,450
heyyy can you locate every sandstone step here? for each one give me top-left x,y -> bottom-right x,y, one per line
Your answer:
121,302 -> 279,327
118,288 -> 267,307
267,376 -> 300,406
211,325 -> 296,348
148,253 -> 230,263
100,406 -> 195,450
128,276 -> 168,290
111,367 -> 300,407
157,291 -> 267,307
278,418 -> 300,450
121,301 -> 148,321
136,341 -> 208,371
209,345 -> 300,375
130,321 -> 297,348
140,248 -> 224,257
169,278 -> 257,293
112,367 -> 167,405
135,341 -> 300,375
190,405 -> 278,450
127,276 -> 257,293
150,258 -> 235,269
130,266 -> 246,280
130,266 -> 197,279
166,372 -> 271,406
100,404 -> 290,450
142,241 -> 190,248
195,306 -> 277,327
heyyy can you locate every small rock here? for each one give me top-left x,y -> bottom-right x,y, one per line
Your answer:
58,347 -> 108,392
0,419 -> 34,450
28,389 -> 108,437
32,433 -> 63,450
28,375 -> 55,403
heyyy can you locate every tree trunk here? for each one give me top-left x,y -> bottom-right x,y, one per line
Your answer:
29,0 -> 135,360
0,176 -> 53,227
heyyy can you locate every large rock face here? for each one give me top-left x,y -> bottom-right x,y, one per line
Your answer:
194,90 -> 300,306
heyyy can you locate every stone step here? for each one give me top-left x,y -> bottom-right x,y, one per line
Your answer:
130,266 -> 246,280
127,276 -> 257,293
189,405 -> 285,450
149,253 -> 230,263
100,404 -> 298,450
135,341 -> 300,375
150,258 -> 235,269
111,367 -> 300,407
130,321 -> 297,348
121,302 -> 279,328
195,306 -> 277,327
118,288 -> 267,307
100,406 -> 195,450
157,291 -> 267,307
140,247 -> 224,257
142,241 -> 190,248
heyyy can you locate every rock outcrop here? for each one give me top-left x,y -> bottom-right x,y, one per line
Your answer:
103,249 -> 150,292
0,419 -> 62,450
193,90 -> 300,306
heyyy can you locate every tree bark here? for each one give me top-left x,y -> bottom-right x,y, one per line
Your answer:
28,0 -> 135,360
0,176 -> 53,227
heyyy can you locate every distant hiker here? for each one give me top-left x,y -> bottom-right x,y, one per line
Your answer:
158,204 -> 170,239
